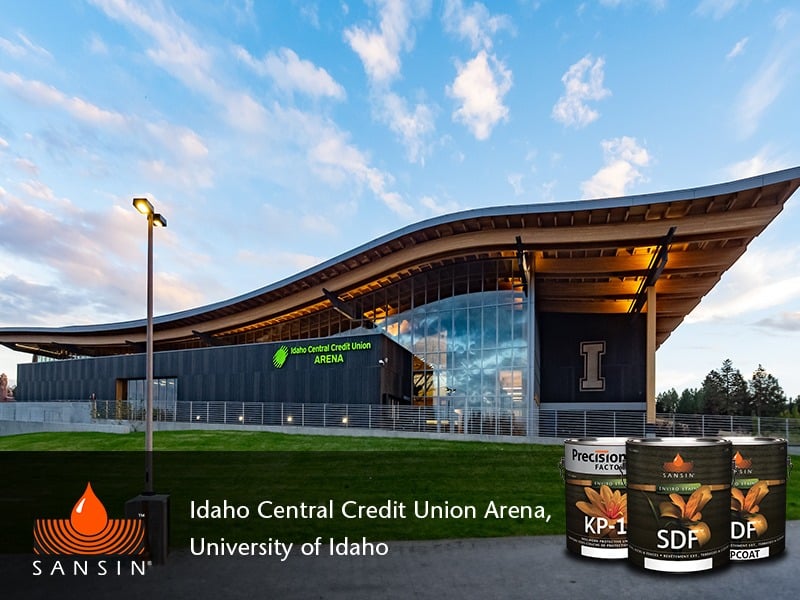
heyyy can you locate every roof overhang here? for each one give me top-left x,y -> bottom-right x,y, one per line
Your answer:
2,167 -> 799,358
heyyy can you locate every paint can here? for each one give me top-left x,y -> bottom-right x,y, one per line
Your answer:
626,437 -> 731,573
729,437 -> 789,561
562,438 -> 628,559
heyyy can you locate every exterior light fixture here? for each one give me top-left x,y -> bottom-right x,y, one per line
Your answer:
132,197 -> 167,494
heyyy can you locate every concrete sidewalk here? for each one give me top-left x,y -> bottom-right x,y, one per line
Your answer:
3,522 -> 797,600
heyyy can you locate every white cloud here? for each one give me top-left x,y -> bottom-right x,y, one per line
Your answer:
448,50 -> 512,140
140,159 -> 214,189
0,32 -> 51,60
87,33 -> 109,55
538,180 -> 558,203
0,37 -> 26,59
0,71 -> 213,185
145,122 -> 209,160
344,0 -> 429,86
773,9 -> 792,30
420,194 -> 460,216
695,0 -> 747,20
237,249 -> 322,275
13,157 -> 39,175
229,0 -> 256,26
735,51 -> 791,138
301,213 -> 339,236
306,124 -> 414,218
377,92 -> 435,164
17,180 -> 70,207
0,191 -> 203,323
343,1 -> 435,164
235,46 -> 345,100
580,136 -> 651,199
507,173 -> 524,196
442,0 -> 513,51
299,3 -> 321,28
726,36 -> 748,60
0,137 -> 9,150
0,71 -> 127,129
600,0 -> 667,8
725,148 -> 791,179
552,54 -> 610,128
688,247 -> 800,324
90,0 -> 269,132
90,0 -> 407,216
755,312 -> 800,332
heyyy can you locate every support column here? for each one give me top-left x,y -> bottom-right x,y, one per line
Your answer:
525,252 -> 538,438
646,285 -> 656,424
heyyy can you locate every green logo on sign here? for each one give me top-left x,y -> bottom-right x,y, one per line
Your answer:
273,345 -> 290,369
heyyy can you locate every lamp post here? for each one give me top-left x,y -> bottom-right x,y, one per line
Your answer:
132,197 -> 166,494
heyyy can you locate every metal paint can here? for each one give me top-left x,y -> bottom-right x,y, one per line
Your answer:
626,437 -> 731,573
729,437 -> 788,561
562,438 -> 628,559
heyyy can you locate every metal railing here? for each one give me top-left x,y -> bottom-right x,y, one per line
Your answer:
91,400 -> 800,443
94,400 -> 528,436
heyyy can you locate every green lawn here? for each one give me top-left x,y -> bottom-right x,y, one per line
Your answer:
0,429 -> 525,451
1,431 -> 797,552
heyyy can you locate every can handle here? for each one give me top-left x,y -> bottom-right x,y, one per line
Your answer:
558,457 -> 565,483
788,456 -> 794,480
619,458 -> 626,488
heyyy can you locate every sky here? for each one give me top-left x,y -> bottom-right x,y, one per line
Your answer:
1,0 -> 799,400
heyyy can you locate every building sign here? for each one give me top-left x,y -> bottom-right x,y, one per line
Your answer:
539,313 -> 645,406
579,341 -> 606,392
272,340 -> 373,369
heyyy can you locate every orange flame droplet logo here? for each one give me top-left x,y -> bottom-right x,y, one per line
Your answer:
70,483 -> 109,536
663,453 -> 694,473
33,482 -> 146,556
733,451 -> 752,470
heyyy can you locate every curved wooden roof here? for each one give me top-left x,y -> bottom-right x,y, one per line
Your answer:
3,167 -> 799,358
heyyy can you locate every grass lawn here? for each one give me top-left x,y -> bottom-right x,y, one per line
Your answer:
0,429 -> 525,451
0,431 -> 797,552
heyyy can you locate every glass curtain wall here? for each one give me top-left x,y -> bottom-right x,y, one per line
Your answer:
354,258 -> 530,431
127,378 -> 178,419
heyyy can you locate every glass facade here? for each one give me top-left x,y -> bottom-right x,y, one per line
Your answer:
383,291 -> 527,409
345,258 -> 531,430
127,378 -> 178,416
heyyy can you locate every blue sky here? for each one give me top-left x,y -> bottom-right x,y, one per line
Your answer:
1,0 -> 799,399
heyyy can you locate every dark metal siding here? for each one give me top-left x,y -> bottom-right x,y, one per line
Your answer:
15,333 -> 412,405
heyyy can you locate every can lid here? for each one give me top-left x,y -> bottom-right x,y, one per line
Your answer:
564,437 -> 630,445
627,436 -> 730,446
727,436 -> 786,445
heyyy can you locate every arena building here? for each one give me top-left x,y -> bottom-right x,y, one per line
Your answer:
2,168 -> 799,436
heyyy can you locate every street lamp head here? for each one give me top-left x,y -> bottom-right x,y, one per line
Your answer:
133,197 -> 154,215
153,213 -> 167,228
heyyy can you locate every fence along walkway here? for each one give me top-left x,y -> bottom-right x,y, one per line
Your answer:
91,400 -> 800,443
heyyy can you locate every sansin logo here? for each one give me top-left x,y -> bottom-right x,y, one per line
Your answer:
663,453 -> 694,473
272,345 -> 290,369
33,482 -> 146,556
734,451 -> 753,470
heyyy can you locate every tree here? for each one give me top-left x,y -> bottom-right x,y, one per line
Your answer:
782,395 -> 800,419
657,388 -> 679,413
748,365 -> 788,417
676,387 -> 703,414
701,359 -> 749,415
